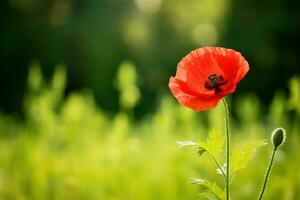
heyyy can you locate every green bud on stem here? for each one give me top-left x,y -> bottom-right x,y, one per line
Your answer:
258,128 -> 287,200
271,128 -> 286,149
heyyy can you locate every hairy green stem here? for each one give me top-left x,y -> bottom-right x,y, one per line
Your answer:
222,98 -> 230,200
258,148 -> 277,200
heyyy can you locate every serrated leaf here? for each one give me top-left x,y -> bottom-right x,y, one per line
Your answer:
199,129 -> 224,157
191,178 -> 225,200
176,140 -> 198,147
232,140 -> 267,172
199,191 -> 220,200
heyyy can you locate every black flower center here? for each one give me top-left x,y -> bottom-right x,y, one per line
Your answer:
204,74 -> 228,94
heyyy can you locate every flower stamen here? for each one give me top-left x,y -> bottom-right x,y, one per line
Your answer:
204,74 -> 227,94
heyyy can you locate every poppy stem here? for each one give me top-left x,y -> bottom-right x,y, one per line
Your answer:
222,98 -> 230,200
257,147 -> 277,200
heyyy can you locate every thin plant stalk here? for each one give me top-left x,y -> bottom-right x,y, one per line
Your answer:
208,152 -> 227,180
222,98 -> 230,200
258,148 -> 277,200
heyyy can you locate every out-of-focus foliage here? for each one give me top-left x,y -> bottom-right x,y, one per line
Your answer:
116,61 -> 140,112
1,0 -> 299,114
287,75 -> 300,114
0,66 -> 299,200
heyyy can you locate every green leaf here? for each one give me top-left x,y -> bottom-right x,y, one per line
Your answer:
191,178 -> 225,200
199,129 -> 224,157
190,178 -> 204,184
232,140 -> 267,173
176,140 -> 198,147
176,129 -> 224,159
197,147 -> 206,157
199,192 -> 221,200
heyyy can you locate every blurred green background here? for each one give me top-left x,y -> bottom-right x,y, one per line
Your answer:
0,0 -> 300,199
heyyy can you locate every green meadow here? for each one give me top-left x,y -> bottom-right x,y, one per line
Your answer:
0,65 -> 299,200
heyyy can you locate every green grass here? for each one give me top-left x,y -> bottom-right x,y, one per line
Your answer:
0,66 -> 299,200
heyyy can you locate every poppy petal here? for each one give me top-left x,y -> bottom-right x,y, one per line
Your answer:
169,77 -> 219,111
203,47 -> 249,82
233,58 -> 249,85
175,48 -> 226,95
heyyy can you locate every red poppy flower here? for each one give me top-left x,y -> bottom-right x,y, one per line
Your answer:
169,46 -> 249,111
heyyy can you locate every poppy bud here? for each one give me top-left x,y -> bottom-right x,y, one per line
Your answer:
271,128 -> 286,149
